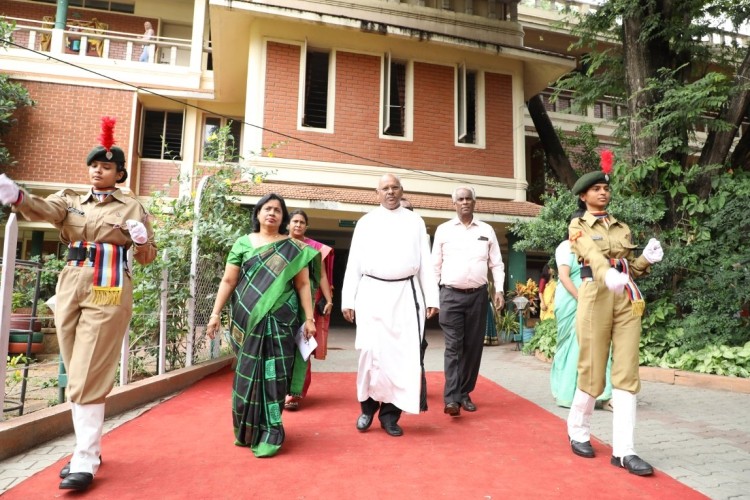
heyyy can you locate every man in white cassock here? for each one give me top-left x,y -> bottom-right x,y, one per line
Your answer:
342,174 -> 439,437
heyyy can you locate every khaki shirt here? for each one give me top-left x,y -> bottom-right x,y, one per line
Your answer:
15,188 -> 157,265
569,211 -> 650,287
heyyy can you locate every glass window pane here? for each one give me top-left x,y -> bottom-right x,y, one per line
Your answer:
203,117 -> 221,160
164,112 -> 184,160
229,120 -> 242,162
142,111 -> 165,159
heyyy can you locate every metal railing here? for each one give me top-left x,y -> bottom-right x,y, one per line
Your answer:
1,213 -> 223,419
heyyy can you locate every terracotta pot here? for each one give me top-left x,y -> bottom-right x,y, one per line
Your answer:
9,313 -> 42,332
7,342 -> 44,355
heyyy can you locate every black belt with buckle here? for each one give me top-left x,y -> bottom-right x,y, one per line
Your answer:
443,284 -> 487,294
67,246 -> 96,262
580,261 -> 623,279
67,246 -> 126,263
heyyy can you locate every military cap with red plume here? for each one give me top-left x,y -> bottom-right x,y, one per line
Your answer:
572,149 -> 614,195
86,116 -> 126,166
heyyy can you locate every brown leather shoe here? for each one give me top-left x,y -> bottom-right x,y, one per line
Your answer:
444,402 -> 460,416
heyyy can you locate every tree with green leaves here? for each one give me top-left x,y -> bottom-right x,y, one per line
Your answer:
0,20 -> 34,168
517,1 -> 750,373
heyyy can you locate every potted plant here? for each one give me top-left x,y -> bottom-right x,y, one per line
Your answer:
7,255 -> 64,355
499,310 -> 520,342
507,278 -> 540,344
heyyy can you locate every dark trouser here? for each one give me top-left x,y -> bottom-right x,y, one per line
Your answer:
439,285 -> 488,404
361,397 -> 402,425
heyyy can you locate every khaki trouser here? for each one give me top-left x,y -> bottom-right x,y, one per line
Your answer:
55,266 -> 133,404
576,279 -> 641,397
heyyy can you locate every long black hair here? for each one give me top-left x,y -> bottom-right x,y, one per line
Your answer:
251,193 -> 290,234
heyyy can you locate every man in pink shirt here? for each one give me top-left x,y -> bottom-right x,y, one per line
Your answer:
432,187 -> 505,416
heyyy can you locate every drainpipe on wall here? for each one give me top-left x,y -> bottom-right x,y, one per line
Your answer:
51,0 -> 69,53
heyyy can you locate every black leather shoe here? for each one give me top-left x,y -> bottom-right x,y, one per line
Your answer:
611,455 -> 654,476
59,472 -> 94,491
460,398 -> 477,412
59,456 -> 101,478
356,413 -> 374,432
381,422 -> 403,437
59,462 -> 70,479
569,438 -> 595,458
444,402 -> 460,416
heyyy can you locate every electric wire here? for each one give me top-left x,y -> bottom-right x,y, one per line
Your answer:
4,36 -> 522,191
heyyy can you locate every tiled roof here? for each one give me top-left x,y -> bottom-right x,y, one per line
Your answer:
235,182 -> 542,218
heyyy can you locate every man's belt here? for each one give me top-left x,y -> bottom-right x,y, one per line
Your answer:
442,284 -> 487,294
67,246 -> 126,262
580,260 -> 624,279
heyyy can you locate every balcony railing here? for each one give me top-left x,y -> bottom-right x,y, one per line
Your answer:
4,16 -> 205,68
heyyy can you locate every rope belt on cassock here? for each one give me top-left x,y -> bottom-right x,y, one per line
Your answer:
365,274 -> 428,411
67,241 -> 126,305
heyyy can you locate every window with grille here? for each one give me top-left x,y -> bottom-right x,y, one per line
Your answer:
202,116 -> 242,163
383,54 -> 407,137
302,51 -> 330,129
457,65 -> 477,144
141,110 -> 183,160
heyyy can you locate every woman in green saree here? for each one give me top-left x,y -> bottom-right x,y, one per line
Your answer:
206,193 -> 320,457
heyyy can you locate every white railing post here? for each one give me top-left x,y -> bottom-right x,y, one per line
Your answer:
0,214 -> 19,418
159,249 -> 168,375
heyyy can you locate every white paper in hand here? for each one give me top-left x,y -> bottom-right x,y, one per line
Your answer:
295,325 -> 317,362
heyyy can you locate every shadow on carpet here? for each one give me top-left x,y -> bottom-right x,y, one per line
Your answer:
5,370 -> 706,499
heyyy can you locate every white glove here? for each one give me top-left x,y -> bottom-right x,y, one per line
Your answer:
0,174 -> 20,205
126,219 -> 148,245
643,238 -> 663,264
604,268 -> 630,294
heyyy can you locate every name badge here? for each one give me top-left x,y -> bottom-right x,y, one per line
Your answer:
478,236 -> 489,241
591,235 -> 603,240
67,207 -> 85,216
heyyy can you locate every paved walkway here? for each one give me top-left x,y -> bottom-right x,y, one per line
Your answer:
2,327 -> 749,498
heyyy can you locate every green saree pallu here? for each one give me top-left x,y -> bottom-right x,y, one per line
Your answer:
228,237 -> 320,457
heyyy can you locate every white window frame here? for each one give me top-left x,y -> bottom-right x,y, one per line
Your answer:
297,40 -> 336,134
201,115 -> 243,163
455,64 -> 485,148
380,53 -> 413,141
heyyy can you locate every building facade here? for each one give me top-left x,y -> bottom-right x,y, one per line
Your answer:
1,0 -> 585,294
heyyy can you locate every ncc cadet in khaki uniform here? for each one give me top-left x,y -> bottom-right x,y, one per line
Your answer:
0,125 -> 156,491
565,154 -> 664,477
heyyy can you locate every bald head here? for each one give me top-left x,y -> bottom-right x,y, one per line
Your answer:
376,174 -> 403,210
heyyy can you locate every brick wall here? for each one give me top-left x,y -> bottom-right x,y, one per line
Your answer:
138,160 -> 180,198
3,80 -> 135,188
262,42 -> 515,179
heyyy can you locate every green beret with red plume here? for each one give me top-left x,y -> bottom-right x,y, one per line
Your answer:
86,116 -> 125,166
572,149 -> 614,195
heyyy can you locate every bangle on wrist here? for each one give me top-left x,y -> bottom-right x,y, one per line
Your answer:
306,318 -> 315,322
210,313 -> 220,318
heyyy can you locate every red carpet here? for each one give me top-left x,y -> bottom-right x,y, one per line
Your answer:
5,370 -> 706,499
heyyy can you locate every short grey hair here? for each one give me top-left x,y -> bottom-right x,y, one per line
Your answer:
451,186 -> 476,203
